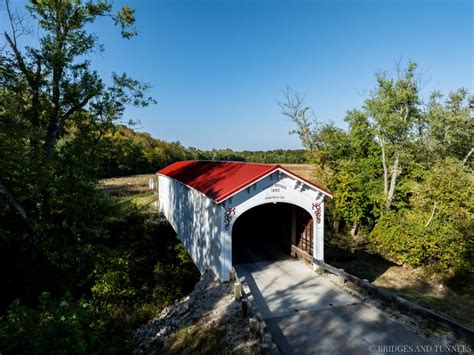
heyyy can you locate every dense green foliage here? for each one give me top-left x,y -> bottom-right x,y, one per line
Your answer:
0,1 -> 198,353
1,292 -> 112,353
0,206 -> 199,354
370,159 -> 473,274
283,65 -> 473,278
98,125 -> 308,177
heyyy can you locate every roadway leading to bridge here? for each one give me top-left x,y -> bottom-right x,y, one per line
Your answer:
234,258 -> 433,355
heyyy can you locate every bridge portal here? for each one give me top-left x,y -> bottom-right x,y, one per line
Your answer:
232,203 -> 313,264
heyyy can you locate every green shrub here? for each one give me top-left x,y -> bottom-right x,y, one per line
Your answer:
370,159 -> 473,277
0,207 -> 200,354
0,293 -> 112,355
370,210 -> 471,275
92,257 -> 138,303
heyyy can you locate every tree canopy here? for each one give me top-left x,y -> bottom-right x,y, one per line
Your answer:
282,64 -> 473,277
0,1 -> 198,353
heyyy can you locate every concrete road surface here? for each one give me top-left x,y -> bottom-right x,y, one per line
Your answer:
234,258 -> 433,355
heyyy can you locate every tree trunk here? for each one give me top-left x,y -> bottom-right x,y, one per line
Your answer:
0,180 -> 28,224
45,61 -> 61,160
463,147 -> 473,165
425,202 -> 437,227
45,120 -> 59,160
386,152 -> 399,211
350,222 -> 359,240
380,136 -> 388,195
30,58 -> 42,159
45,15 -> 64,161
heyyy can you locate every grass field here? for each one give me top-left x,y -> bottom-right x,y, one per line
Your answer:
280,163 -> 317,182
100,174 -> 157,206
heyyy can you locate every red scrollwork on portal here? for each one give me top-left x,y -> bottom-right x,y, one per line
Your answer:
224,207 -> 236,231
312,201 -> 322,224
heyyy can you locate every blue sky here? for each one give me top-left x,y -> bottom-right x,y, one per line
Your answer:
3,0 -> 473,150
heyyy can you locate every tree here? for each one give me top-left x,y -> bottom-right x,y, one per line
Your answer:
278,86 -> 349,173
424,88 -> 473,165
278,86 -> 317,152
364,62 -> 421,211
281,64 -> 472,278
330,110 -> 382,238
0,0 -> 154,225
0,0 -> 155,311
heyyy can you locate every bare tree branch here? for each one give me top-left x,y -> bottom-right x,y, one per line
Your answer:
278,86 -> 316,151
2,0 -> 32,52
5,0 -> 18,47
425,202 -> 437,227
463,147 -> 473,165
4,32 -> 36,89
4,3 -> 43,157
0,180 -> 28,224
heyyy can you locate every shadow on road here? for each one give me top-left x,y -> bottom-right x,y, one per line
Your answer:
235,256 -> 434,355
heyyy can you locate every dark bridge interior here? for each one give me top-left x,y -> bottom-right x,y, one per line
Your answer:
232,203 -> 313,265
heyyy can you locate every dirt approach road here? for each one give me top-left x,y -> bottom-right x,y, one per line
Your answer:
234,258 -> 436,355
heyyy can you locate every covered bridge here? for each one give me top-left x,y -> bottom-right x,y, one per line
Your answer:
158,161 -> 332,281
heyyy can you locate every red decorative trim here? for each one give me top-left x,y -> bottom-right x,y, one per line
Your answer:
312,201 -> 322,224
224,207 -> 236,231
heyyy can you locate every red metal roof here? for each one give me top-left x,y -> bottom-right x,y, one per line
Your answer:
157,160 -> 332,203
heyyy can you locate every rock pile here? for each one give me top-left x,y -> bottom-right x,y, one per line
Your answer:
133,270 -> 256,354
